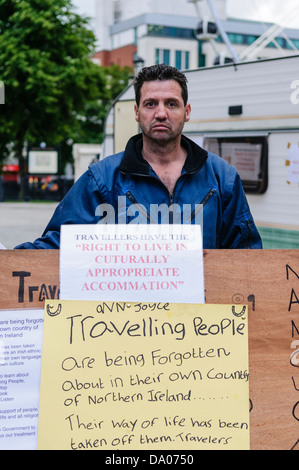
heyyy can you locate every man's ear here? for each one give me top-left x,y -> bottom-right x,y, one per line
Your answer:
134,103 -> 139,122
185,103 -> 191,123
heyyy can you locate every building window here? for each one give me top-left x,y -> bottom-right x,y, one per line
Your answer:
175,51 -> 182,70
155,49 -> 170,66
155,48 -> 160,64
175,50 -> 190,70
217,31 -> 298,50
113,0 -> 121,23
203,136 -> 268,194
288,38 -> 299,49
148,24 -> 194,40
246,35 -> 259,45
163,49 -> 170,65
134,27 -> 138,46
227,32 -> 245,44
269,37 -> 285,48
185,51 -> 190,70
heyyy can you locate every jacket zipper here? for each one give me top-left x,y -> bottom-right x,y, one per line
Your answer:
125,188 -> 177,224
200,188 -> 216,207
125,187 -> 216,225
121,153 -> 209,224
125,190 -> 153,223
123,170 -> 180,224
168,193 -> 175,224
188,188 -> 216,223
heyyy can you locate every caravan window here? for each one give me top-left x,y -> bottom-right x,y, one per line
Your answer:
203,136 -> 268,194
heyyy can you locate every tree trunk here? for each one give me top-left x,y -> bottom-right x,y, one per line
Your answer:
15,132 -> 27,201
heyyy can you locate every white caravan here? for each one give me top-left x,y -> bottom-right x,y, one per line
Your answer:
102,55 -> 299,248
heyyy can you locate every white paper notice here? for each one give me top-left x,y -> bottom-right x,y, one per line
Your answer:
0,309 -> 44,450
60,224 -> 205,303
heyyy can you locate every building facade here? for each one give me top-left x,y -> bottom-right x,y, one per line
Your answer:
92,0 -> 299,70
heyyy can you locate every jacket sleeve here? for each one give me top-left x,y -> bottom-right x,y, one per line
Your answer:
14,170 -> 103,249
220,172 -> 263,249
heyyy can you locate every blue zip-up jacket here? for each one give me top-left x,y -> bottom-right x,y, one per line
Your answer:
15,134 -> 262,249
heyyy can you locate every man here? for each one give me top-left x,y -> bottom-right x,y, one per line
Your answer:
15,64 -> 262,249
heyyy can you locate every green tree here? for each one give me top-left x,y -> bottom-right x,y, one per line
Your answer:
0,0 -> 132,196
73,64 -> 133,145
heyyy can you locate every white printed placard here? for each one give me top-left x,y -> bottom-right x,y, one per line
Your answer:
0,309 -> 44,450
60,224 -> 204,303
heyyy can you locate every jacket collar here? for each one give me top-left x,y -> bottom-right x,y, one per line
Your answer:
119,133 -> 208,175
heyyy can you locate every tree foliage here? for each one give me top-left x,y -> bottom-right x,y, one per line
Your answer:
0,0 -> 132,167
73,64 -> 133,145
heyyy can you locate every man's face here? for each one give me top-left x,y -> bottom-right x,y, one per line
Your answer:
134,80 -> 191,145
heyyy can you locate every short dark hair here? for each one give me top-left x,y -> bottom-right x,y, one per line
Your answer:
133,63 -> 188,107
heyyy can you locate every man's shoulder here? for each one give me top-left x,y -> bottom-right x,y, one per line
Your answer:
89,151 -> 124,177
92,151 -> 124,169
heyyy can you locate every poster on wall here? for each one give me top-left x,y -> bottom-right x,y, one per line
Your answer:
0,309 -> 44,450
28,150 -> 58,175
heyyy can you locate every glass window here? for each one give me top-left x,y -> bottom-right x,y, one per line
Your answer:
163,49 -> 170,65
274,37 -> 285,48
268,38 -> 286,48
227,33 -> 245,44
155,49 -> 170,66
175,51 -> 190,70
148,24 -> 194,39
155,48 -> 160,65
175,51 -> 182,70
246,35 -> 258,45
285,38 -> 299,49
185,51 -> 190,70
203,136 -> 268,194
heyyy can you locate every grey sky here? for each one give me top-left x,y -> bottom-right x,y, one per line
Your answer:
71,0 -> 299,28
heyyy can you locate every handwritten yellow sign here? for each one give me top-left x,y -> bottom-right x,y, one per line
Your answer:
37,301 -> 249,450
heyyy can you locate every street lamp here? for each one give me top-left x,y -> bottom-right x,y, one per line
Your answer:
133,53 -> 145,75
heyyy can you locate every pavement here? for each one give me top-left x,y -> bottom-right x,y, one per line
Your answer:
0,202 -> 59,249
